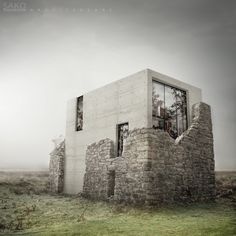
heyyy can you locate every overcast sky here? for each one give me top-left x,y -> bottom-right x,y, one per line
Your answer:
0,0 -> 235,170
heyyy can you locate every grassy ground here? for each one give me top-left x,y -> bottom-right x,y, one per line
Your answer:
0,171 -> 235,236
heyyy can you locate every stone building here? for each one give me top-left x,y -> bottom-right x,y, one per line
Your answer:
49,69 -> 215,204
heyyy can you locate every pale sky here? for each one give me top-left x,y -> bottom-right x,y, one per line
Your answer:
0,0 -> 235,170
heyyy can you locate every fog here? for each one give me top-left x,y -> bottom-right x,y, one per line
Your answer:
0,0 -> 235,170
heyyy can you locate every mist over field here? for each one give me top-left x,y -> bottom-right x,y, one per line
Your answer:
0,0 -> 236,171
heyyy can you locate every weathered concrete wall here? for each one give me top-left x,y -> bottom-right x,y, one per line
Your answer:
83,102 -> 215,204
49,140 -> 65,193
64,70 -> 149,194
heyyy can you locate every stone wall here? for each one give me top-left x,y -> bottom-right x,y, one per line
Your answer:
114,128 -> 183,204
176,102 -> 215,201
83,102 -> 215,204
49,140 -> 65,193
83,139 -> 115,200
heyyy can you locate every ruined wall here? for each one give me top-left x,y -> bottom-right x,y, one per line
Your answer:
176,102 -> 215,201
114,128 -> 183,204
83,102 -> 215,204
83,139 -> 115,200
49,140 -> 65,193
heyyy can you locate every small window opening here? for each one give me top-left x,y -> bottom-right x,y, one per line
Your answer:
107,170 -> 115,197
117,123 -> 129,157
76,96 -> 83,131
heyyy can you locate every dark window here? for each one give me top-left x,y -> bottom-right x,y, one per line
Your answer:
76,96 -> 83,131
107,170 -> 115,197
117,123 -> 129,157
152,80 -> 187,139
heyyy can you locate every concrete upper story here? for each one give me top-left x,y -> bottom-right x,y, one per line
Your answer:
64,69 -> 202,194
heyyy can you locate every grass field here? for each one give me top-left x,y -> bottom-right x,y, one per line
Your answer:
0,171 -> 235,236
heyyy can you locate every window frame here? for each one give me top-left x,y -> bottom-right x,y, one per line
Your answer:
116,122 -> 129,157
152,79 -> 188,138
75,96 -> 83,132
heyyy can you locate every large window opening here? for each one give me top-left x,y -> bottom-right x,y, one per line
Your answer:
117,123 -> 129,157
152,80 -> 187,139
76,96 -> 83,131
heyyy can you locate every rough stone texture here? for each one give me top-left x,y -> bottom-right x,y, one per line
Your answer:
176,102 -> 216,202
83,139 -> 115,199
49,140 -> 65,193
113,129 -> 180,204
83,102 -> 215,204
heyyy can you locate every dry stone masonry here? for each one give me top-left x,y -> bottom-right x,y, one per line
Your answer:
83,139 -> 115,200
83,102 -> 215,204
49,140 -> 65,193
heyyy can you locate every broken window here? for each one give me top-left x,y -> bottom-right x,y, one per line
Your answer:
152,80 -> 187,139
76,96 -> 83,131
117,123 -> 129,157
107,170 -> 115,197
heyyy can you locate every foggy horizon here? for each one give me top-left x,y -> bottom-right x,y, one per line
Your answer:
0,0 -> 235,171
